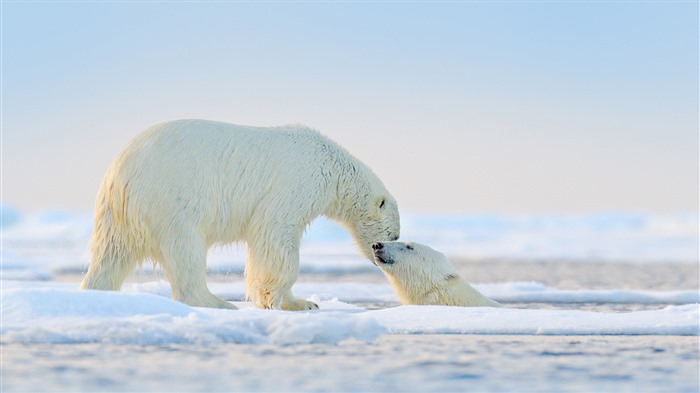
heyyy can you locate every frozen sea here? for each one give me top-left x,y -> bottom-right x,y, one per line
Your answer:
1,205 -> 699,392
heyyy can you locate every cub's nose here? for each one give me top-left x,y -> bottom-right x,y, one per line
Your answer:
372,242 -> 383,251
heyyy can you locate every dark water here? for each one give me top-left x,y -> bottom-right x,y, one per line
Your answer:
3,335 -> 699,393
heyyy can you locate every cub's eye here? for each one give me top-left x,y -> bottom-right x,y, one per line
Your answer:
379,199 -> 386,209
406,244 -> 414,250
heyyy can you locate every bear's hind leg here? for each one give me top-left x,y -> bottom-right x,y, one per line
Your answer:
159,230 -> 237,310
245,241 -> 318,311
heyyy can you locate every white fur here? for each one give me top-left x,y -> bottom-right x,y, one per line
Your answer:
81,119 -> 400,310
372,241 -> 500,307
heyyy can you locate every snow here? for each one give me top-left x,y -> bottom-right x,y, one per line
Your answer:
371,304 -> 699,336
478,282 -> 700,305
1,286 -> 383,346
129,280 -> 700,305
2,282 -> 698,346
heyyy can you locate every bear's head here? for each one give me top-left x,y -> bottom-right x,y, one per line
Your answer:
331,161 -> 400,260
346,190 -> 400,261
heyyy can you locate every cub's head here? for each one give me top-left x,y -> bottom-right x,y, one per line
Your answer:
372,241 -> 500,308
371,241 -> 455,284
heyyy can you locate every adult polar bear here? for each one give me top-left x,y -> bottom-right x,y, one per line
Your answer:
80,119 -> 400,310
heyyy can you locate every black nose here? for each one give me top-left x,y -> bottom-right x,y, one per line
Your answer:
372,242 -> 383,251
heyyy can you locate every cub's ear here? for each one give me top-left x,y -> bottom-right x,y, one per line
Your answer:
376,197 -> 386,209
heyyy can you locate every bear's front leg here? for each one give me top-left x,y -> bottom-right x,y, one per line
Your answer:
280,290 -> 319,311
244,236 -> 318,310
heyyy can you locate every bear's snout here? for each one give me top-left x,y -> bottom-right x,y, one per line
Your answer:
372,242 -> 383,251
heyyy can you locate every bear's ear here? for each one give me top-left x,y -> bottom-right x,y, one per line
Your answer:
445,273 -> 460,285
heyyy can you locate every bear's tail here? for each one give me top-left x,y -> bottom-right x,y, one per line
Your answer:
80,178 -> 139,291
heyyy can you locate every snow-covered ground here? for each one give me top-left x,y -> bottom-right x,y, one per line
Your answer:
2,281 -> 698,346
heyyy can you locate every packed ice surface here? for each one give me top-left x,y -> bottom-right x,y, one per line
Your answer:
2,282 -> 698,345
1,285 -> 382,345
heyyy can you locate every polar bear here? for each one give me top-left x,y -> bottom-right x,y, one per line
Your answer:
80,119 -> 400,310
371,241 -> 500,307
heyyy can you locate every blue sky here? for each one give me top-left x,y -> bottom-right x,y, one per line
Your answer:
2,1 -> 698,214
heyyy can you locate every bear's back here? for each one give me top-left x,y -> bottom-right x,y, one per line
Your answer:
130,119 -> 324,158
102,119 -> 345,244
114,119 -> 336,183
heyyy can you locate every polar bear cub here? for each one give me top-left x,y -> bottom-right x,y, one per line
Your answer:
372,241 -> 500,307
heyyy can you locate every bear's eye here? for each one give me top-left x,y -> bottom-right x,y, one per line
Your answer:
379,199 -> 385,209
406,244 -> 414,250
